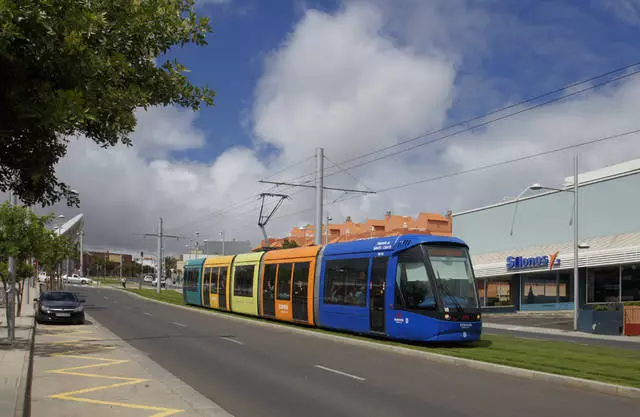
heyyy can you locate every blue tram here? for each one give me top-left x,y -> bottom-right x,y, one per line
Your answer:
182,234 -> 482,342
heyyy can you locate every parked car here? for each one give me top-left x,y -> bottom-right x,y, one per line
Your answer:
143,275 -> 154,283
63,274 -> 92,285
35,291 -> 85,325
151,277 -> 166,288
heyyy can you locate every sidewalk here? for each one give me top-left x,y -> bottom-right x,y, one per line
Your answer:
0,282 -> 39,417
483,322 -> 640,343
31,312 -> 232,417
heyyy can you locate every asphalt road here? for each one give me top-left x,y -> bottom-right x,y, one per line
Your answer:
74,287 -> 640,417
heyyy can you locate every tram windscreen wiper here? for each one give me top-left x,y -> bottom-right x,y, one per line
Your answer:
435,271 -> 464,312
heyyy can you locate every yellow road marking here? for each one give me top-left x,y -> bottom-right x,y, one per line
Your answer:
41,328 -> 184,416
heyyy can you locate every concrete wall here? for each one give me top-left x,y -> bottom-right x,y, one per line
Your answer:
453,171 -> 640,255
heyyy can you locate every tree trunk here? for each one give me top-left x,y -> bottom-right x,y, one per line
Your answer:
16,280 -> 24,317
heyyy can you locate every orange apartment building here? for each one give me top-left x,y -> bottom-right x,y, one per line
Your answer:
257,210 -> 453,249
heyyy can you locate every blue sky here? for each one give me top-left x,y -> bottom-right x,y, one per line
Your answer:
55,0 -> 640,252
165,0 -> 640,164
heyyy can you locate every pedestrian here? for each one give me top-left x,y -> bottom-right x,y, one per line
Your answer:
121,277 -> 126,289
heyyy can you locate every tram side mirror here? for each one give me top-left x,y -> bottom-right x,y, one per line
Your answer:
33,298 -> 39,302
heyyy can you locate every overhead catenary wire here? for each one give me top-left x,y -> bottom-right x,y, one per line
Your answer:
171,62 -> 640,236
333,127 -> 640,205
289,62 -> 640,182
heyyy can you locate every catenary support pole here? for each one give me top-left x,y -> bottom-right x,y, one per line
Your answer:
315,147 -> 324,246
573,155 -> 579,331
157,217 -> 163,294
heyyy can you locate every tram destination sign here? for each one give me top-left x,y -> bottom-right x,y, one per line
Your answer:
505,251 -> 561,271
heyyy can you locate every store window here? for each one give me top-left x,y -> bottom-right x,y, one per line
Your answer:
476,280 -> 485,307
522,272 -> 559,305
587,266 -> 620,303
557,271 -> 573,303
621,264 -> 640,302
485,277 -> 513,307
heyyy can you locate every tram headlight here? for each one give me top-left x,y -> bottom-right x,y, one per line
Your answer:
476,314 -> 481,320
444,313 -> 451,320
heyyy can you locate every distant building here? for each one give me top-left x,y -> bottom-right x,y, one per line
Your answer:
255,211 -> 453,249
201,240 -> 252,256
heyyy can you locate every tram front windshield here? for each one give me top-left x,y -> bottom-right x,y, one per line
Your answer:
426,246 -> 478,310
395,245 -> 479,312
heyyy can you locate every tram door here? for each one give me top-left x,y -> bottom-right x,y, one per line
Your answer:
292,262 -> 310,322
219,267 -> 228,311
263,264 -> 277,317
203,267 -> 211,308
369,257 -> 388,333
210,267 -> 219,308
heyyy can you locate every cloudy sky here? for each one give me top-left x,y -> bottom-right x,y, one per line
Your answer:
34,0 -> 640,256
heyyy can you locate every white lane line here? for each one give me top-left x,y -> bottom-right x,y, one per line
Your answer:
143,312 -> 152,316
103,296 -> 109,300
220,336 -> 244,345
314,365 -> 366,381
113,301 -> 118,305
171,321 -> 187,327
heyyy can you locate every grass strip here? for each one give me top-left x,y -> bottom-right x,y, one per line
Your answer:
126,288 -> 640,388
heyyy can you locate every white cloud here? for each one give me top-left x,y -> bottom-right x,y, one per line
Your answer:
50,0 -> 640,257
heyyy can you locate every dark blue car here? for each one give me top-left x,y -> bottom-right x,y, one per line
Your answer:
35,291 -> 85,325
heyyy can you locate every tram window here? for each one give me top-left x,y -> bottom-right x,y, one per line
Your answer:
203,268 -> 211,294
293,262 -> 310,297
277,263 -> 293,300
264,264 -> 277,299
395,246 -> 436,310
234,265 -> 255,297
324,258 -> 369,306
220,267 -> 228,287
211,267 -> 219,294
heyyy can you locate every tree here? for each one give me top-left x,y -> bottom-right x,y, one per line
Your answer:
281,239 -> 299,249
0,202 -> 69,317
0,0 -> 215,207
165,256 -> 177,274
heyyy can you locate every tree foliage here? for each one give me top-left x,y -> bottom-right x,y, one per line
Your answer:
281,239 -> 299,249
0,0 -> 215,206
0,202 -> 74,316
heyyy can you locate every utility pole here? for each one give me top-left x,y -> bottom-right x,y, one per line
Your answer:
314,147 -> 324,245
139,251 -> 143,290
79,231 -> 84,277
220,231 -> 225,255
258,147 -> 376,246
137,218 -> 182,294
326,213 -> 332,244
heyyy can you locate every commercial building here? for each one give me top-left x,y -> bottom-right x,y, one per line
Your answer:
453,158 -> 640,312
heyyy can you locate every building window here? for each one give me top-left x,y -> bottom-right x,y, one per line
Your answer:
587,266 -> 620,303
621,264 -> 640,302
522,272 -> 560,306
234,265 -> 255,297
277,263 -> 293,300
323,258 -> 369,306
485,277 -> 513,307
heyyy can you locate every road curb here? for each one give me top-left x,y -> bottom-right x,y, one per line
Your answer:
12,315 -> 36,417
109,286 -> 640,399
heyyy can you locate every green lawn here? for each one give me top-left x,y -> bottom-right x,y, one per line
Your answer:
127,288 -> 184,305
126,288 -> 640,388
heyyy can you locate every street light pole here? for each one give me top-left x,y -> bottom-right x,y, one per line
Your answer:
513,154 -> 584,331
573,155 -> 579,331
